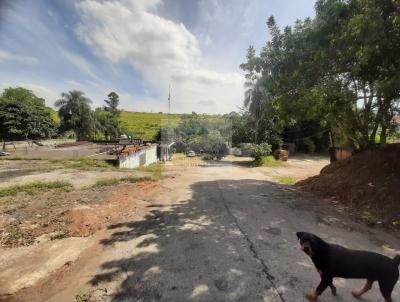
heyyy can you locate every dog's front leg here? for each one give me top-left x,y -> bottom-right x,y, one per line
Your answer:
317,269 -> 336,296
307,276 -> 333,301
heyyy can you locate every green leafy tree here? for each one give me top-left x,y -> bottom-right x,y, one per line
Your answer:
104,92 -> 120,116
241,0 -> 400,150
55,90 -> 93,140
93,109 -> 120,140
0,87 -> 57,140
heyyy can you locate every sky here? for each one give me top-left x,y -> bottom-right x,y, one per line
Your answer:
0,0 -> 315,114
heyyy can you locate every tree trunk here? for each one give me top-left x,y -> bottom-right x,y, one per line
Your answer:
380,126 -> 387,145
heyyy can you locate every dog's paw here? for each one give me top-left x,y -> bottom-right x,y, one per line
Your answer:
306,293 -> 318,301
351,291 -> 361,298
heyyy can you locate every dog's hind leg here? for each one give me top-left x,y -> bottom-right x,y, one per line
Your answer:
352,280 -> 373,298
329,283 -> 337,296
378,278 -> 396,302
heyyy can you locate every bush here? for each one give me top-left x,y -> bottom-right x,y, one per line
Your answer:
240,143 -> 272,159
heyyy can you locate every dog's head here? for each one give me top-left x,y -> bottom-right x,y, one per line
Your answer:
296,232 -> 324,257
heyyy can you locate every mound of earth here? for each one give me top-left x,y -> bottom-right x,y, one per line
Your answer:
296,144 -> 400,229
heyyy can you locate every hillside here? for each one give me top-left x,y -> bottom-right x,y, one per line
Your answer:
119,111 -> 183,140
296,144 -> 400,230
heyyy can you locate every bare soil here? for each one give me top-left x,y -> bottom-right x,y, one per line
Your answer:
297,144 -> 400,230
0,180 -> 161,247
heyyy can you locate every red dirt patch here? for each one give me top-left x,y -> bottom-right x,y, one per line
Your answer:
0,181 -> 161,247
297,144 -> 400,229
66,181 -> 161,237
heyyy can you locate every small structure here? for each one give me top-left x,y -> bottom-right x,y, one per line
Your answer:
158,142 -> 175,162
117,144 -> 157,169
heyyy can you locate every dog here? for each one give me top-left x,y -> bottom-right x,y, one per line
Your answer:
296,232 -> 400,302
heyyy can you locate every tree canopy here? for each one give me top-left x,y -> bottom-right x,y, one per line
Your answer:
0,87 -> 57,141
241,0 -> 400,150
55,90 -> 94,140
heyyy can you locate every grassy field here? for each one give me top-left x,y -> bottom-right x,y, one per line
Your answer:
120,111 -> 183,140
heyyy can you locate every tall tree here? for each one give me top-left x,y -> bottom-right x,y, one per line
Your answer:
55,90 -> 93,140
0,87 -> 57,140
241,0 -> 400,150
104,92 -> 120,116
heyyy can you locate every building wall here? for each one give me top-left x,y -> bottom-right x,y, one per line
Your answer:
119,145 -> 157,169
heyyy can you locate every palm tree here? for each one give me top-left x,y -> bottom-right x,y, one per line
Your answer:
55,90 -> 93,140
244,78 -> 267,143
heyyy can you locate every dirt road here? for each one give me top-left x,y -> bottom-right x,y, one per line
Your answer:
5,159 -> 400,302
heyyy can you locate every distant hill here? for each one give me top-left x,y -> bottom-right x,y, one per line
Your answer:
120,111 -> 225,141
120,111 -> 183,140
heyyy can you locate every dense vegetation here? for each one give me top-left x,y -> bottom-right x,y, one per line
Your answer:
241,0 -> 400,151
0,87 -> 58,141
0,88 -> 124,142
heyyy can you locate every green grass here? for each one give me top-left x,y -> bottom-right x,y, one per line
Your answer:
137,163 -> 164,180
120,111 -> 224,140
93,178 -> 120,187
250,155 -> 283,167
260,155 -> 283,167
0,157 -> 46,161
137,163 -> 163,173
93,176 -> 154,188
120,176 -> 153,183
278,176 -> 297,186
0,181 -> 72,198
63,158 -> 113,169
120,111 -> 182,140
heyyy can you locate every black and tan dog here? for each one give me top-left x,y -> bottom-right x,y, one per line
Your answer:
297,232 -> 400,302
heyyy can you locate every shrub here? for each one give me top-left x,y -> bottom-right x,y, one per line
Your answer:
240,143 -> 271,159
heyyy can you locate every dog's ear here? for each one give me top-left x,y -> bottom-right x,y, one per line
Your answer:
296,232 -> 305,240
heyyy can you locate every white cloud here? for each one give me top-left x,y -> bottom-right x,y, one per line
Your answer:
0,49 -> 39,65
64,79 -> 82,87
74,0 -> 243,113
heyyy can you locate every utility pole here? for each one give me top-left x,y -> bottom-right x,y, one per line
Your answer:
168,84 -> 171,114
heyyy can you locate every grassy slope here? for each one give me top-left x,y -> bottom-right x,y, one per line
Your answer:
120,111 -> 183,140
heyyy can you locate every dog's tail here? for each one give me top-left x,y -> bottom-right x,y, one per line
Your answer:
394,255 -> 400,266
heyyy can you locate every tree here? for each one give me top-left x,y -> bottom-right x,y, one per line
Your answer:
93,109 -> 120,140
241,0 -> 400,150
0,87 -> 57,140
104,92 -> 120,116
101,92 -> 121,139
55,90 -> 93,140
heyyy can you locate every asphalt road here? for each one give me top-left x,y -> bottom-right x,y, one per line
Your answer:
11,161 -> 400,302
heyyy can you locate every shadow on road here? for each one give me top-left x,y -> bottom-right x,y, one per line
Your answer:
88,177 -> 399,302
89,179 -> 289,301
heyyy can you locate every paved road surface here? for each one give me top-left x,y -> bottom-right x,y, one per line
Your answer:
11,161 -> 400,302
